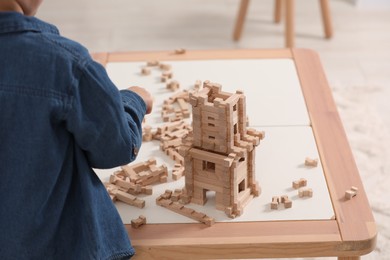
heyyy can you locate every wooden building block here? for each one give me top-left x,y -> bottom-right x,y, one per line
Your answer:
142,125 -> 153,142
165,149 -> 184,165
168,90 -> 190,102
177,98 -> 188,112
172,164 -> 185,181
141,186 -> 153,195
292,178 -> 307,189
284,199 -> 292,208
109,173 -> 151,196
305,157 -> 318,167
162,71 -> 173,79
161,75 -> 168,82
194,80 -> 202,91
167,80 -> 180,91
271,196 -> 280,210
171,188 -> 183,202
345,186 -> 358,200
156,193 -> 215,226
174,48 -> 186,54
298,187 -> 313,198
131,215 -> 146,229
146,60 -> 159,66
171,202 -> 184,211
141,67 -> 151,75
160,63 -> 172,71
121,159 -> 168,186
281,195 -> 292,208
113,190 -> 145,208
160,189 -> 173,200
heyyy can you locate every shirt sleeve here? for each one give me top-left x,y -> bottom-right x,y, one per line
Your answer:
65,59 -> 147,169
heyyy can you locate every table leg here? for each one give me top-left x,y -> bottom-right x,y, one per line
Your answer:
274,0 -> 282,23
233,0 -> 250,41
319,0 -> 333,38
285,0 -> 295,47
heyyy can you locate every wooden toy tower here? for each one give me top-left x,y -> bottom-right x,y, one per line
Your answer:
180,81 -> 264,218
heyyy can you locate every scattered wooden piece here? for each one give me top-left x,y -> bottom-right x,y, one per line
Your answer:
292,178 -> 307,189
165,148 -> 184,165
345,186 -> 358,200
270,196 -> 279,210
109,189 -> 145,208
141,67 -> 151,76
174,48 -> 186,54
108,174 -> 153,196
162,71 -> 173,79
171,188 -> 184,202
172,163 -> 185,180
305,157 -> 318,167
143,125 -> 153,142
121,158 -> 168,186
271,195 -> 292,209
281,195 -> 292,208
156,190 -> 215,226
161,189 -> 173,200
161,75 -> 168,82
298,187 -> 313,198
194,80 -> 202,91
131,215 -> 147,228
167,80 -> 180,91
159,63 -> 171,71
146,60 -> 159,66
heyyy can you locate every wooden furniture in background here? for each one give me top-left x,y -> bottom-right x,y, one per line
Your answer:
233,0 -> 333,47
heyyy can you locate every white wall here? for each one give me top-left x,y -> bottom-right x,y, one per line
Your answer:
355,0 -> 390,8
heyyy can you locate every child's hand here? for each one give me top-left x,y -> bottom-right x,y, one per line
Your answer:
128,86 -> 153,114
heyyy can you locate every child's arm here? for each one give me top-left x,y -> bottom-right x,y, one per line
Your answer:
65,59 -> 152,169
126,86 -> 153,114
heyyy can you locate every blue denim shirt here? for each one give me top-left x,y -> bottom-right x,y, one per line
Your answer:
0,12 -> 146,260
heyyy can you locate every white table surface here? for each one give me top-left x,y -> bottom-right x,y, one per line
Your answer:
95,59 -> 334,224
105,59 -> 310,127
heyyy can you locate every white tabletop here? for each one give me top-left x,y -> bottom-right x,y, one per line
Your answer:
95,59 -> 334,224
105,59 -> 310,127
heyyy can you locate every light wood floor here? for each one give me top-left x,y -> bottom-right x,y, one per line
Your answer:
37,1 -> 390,259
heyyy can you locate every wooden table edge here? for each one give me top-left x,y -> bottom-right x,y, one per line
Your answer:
126,220 -> 343,259
91,49 -> 292,66
292,48 -> 377,253
91,48 -> 377,259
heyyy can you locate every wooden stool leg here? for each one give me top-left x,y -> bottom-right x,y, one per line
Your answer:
274,0 -> 282,23
285,0 -> 295,48
319,0 -> 333,38
338,257 -> 360,260
233,0 -> 250,41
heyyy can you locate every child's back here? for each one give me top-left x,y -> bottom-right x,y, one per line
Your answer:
0,10 -> 147,260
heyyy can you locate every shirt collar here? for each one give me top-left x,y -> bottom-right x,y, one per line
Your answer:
0,11 -> 59,35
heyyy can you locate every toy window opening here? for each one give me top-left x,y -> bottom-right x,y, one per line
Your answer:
238,179 -> 246,193
203,161 -> 216,172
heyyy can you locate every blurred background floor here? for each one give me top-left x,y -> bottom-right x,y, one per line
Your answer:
37,0 -> 390,259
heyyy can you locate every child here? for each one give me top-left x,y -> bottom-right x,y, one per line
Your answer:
0,0 -> 153,259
